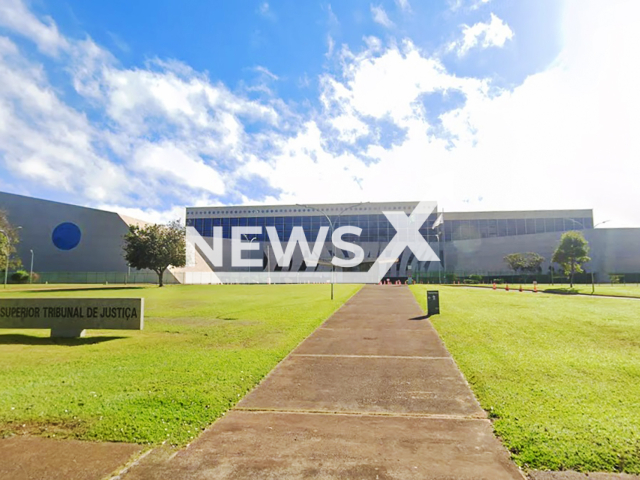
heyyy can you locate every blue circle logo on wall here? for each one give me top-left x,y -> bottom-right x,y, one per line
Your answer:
52,222 -> 82,251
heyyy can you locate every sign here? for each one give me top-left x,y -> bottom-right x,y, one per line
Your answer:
427,290 -> 440,316
0,298 -> 144,337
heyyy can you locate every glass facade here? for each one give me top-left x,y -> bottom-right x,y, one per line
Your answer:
443,217 -> 594,241
187,213 -> 593,243
186,213 -> 440,243
185,204 -> 595,278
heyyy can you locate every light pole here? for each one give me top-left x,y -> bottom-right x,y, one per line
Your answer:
29,249 -> 34,284
1,226 -> 21,289
565,218 -> 584,230
296,202 -> 369,300
435,232 -> 442,284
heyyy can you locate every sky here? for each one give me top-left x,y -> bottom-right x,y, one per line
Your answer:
0,0 -> 638,227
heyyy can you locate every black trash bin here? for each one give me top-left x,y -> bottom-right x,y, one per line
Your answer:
427,290 -> 440,316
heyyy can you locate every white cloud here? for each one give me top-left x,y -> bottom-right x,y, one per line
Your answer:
241,0 -> 640,227
320,42 -> 481,124
132,142 -> 226,195
371,5 -> 394,28
0,0 -> 68,55
1,0 -> 640,230
0,0 -> 284,212
472,0 -> 492,10
257,2 -> 276,21
253,65 -> 279,81
326,34 -> 335,58
0,37 -> 135,202
98,204 -> 186,225
448,0 -> 491,12
449,13 -> 514,56
395,0 -> 412,13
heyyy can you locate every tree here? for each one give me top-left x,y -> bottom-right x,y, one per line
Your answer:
0,210 -> 22,273
504,253 -> 525,275
521,252 -> 544,274
123,221 -> 186,287
552,231 -> 590,288
504,252 -> 545,279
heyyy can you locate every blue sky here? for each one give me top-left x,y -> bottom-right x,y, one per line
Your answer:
0,0 -> 638,227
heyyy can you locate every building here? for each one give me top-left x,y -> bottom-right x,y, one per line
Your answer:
0,191 -> 168,283
1,191 -> 639,283
185,202 -> 640,282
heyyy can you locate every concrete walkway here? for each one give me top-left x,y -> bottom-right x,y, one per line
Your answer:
0,435 -> 142,480
122,285 -> 524,480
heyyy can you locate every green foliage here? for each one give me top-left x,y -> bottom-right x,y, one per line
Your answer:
410,285 -> 640,473
10,270 -> 30,284
504,253 -> 525,273
123,221 -> 186,286
522,252 -> 544,273
552,231 -> 591,287
0,283 -> 361,445
0,210 -> 22,271
504,252 -> 545,274
468,274 -> 483,282
609,274 -> 623,284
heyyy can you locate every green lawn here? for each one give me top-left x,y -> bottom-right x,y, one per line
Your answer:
411,285 -> 640,473
539,284 -> 640,298
449,283 -> 640,298
0,284 -> 360,445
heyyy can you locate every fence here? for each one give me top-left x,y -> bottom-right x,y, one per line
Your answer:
411,271 -> 640,285
2,270 -> 640,286
2,271 -> 179,285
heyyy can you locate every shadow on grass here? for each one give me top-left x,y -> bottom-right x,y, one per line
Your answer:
409,315 -> 429,320
0,334 -> 127,346
19,286 -> 148,294
543,288 -> 581,295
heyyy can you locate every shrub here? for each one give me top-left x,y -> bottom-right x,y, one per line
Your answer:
463,278 -> 479,284
10,270 -> 30,284
469,274 -> 483,283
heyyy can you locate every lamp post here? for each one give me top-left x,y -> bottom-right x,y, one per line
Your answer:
29,249 -> 34,284
296,202 -> 369,300
435,232 -> 442,284
1,226 -> 21,289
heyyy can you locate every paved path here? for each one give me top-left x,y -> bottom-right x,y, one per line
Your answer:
122,285 -> 524,480
0,435 -> 142,480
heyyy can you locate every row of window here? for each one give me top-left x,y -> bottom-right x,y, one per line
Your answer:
186,205 -> 416,216
187,214 -> 431,227
186,214 -> 437,242
443,217 -> 593,241
187,215 -> 593,242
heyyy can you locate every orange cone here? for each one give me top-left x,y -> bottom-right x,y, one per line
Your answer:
492,282 -> 496,290
506,284 -> 510,291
